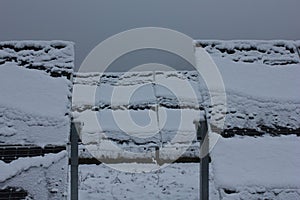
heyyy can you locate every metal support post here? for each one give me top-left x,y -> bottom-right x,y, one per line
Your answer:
196,113 -> 209,200
70,122 -> 79,200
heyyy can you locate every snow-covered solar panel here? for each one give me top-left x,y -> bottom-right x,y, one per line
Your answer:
74,40 -> 300,200
0,41 -> 74,200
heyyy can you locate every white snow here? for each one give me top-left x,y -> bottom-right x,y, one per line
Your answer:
73,40 -> 300,199
0,40 -> 73,200
195,41 -> 300,198
0,151 -> 67,182
78,159 -> 300,200
0,63 -> 71,146
0,151 -> 69,200
195,43 -> 300,130
211,56 -> 300,102
72,83 -> 156,110
73,40 -> 300,160
155,72 -> 203,107
0,40 -> 74,75
211,134 -> 300,189
79,163 -> 201,200
195,40 -> 300,66
0,63 -> 70,118
73,70 -> 202,162
74,108 -> 200,162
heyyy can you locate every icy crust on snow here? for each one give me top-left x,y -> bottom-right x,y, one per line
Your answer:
0,63 -> 72,145
78,163 -> 300,200
0,40 -> 74,78
210,134 -> 300,199
0,151 -> 68,200
195,40 -> 300,66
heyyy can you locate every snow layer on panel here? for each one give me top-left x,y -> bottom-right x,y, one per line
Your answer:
73,70 -> 203,159
214,57 -> 300,102
222,94 -> 300,131
100,71 -> 154,86
74,108 -> 200,160
0,40 -> 74,76
211,135 -> 300,189
73,72 -> 102,85
155,71 -> 203,107
0,63 -> 70,117
74,109 -> 159,136
195,46 -> 300,102
158,108 -> 200,132
74,71 -> 153,86
0,151 -> 68,200
0,63 -> 71,145
105,83 -> 156,107
196,40 -> 300,66
73,71 -> 156,111
73,70 -> 203,109
74,108 -> 200,146
74,109 -> 161,160
195,41 -> 300,131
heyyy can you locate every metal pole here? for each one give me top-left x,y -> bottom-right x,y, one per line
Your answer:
70,122 -> 79,200
197,114 -> 209,200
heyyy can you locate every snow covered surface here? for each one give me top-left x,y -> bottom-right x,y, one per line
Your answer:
0,63 -> 71,145
74,40 -> 300,199
0,41 -> 73,146
0,40 -> 74,77
79,163 -> 201,200
0,40 -> 74,199
73,49 -> 300,159
211,56 -> 300,101
196,40 -> 300,66
79,154 -> 300,200
78,134 -> 300,200
194,41 -> 300,132
0,151 -> 68,200
211,134 -> 300,189
2,40 -> 295,198
73,70 -> 202,162
74,40 -> 300,136
72,70 -> 202,110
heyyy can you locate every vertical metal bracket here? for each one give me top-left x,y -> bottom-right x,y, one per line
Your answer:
70,122 -> 79,200
195,112 -> 209,200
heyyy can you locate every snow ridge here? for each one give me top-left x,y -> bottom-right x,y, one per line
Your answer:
195,40 -> 300,66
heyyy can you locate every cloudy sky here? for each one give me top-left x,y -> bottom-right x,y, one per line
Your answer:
1,0 -> 300,71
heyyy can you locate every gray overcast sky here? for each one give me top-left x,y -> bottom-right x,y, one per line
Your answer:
1,0 -> 300,71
